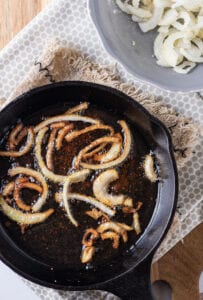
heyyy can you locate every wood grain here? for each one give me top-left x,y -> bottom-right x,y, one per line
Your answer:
0,0 -> 50,49
0,1 -> 203,299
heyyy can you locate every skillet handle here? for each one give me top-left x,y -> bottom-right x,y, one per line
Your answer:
103,255 -> 154,300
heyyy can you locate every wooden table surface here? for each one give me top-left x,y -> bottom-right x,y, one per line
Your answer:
0,1 -> 203,299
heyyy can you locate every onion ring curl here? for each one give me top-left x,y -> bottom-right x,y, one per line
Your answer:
0,127 -> 34,157
34,114 -> 100,133
79,120 -> 132,170
8,167 -> 48,212
13,178 -> 43,212
97,221 -> 128,243
0,196 -> 54,225
93,169 -> 133,207
82,228 -> 99,247
8,124 -> 23,150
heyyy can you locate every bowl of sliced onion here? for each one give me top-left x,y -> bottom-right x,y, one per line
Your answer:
88,0 -> 203,92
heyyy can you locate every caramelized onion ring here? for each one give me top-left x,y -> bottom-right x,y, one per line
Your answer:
0,196 -> 54,225
46,128 -> 57,171
81,246 -> 95,264
65,124 -> 114,143
2,182 -> 15,196
14,179 -> 43,211
101,231 -> 120,249
56,124 -> 74,150
8,167 -> 48,212
34,115 -> 100,133
79,120 -> 132,170
93,169 -> 132,207
82,228 -> 99,247
65,102 -> 89,115
132,212 -> 141,235
144,154 -> 158,182
74,136 -> 119,169
0,127 -> 34,157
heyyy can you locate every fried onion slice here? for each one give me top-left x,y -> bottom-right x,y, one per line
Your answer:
122,201 -> 143,214
82,228 -> 99,247
143,154 -> 158,182
65,102 -> 89,115
13,178 -> 43,212
101,231 -> 120,249
93,169 -> 133,207
79,120 -> 132,170
8,167 -> 48,212
2,182 -> 15,196
56,124 -> 74,150
8,124 -> 23,150
0,127 -> 34,157
132,212 -> 141,235
94,133 -> 122,163
0,196 -> 54,225
81,246 -> 95,264
82,143 -> 107,159
34,114 -> 99,133
74,136 -> 119,169
65,124 -> 114,143
97,221 -> 128,243
85,208 -> 110,222
46,128 -> 58,171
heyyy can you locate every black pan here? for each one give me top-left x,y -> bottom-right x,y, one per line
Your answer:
0,81 -> 178,300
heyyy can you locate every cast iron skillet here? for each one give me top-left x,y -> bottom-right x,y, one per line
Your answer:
0,81 -> 178,300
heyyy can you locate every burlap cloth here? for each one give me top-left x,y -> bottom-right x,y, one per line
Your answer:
1,39 -> 202,299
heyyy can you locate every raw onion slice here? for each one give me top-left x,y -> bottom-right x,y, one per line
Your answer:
143,154 -> 158,182
8,167 -> 48,212
56,124 -> 74,150
116,0 -> 152,19
0,196 -> 54,225
79,120 -> 132,170
34,114 -> 99,133
174,61 -> 196,74
65,124 -> 114,143
0,127 -> 34,157
93,169 -> 132,207
65,102 -> 89,115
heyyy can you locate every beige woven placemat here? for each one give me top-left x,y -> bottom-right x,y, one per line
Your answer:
1,39 -> 200,262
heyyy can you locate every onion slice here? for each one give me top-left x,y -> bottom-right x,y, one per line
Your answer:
79,120 -> 132,170
8,124 -> 23,150
65,124 -> 114,143
8,167 -> 48,212
93,169 -> 133,207
81,246 -> 95,264
46,128 -> 58,171
101,231 -> 120,249
56,124 -> 74,150
65,102 -> 89,115
97,221 -> 128,243
82,228 -> 99,247
34,115 -> 100,133
0,196 -> 54,225
143,154 -> 158,182
132,212 -> 141,235
2,182 -> 15,196
0,127 -> 34,157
